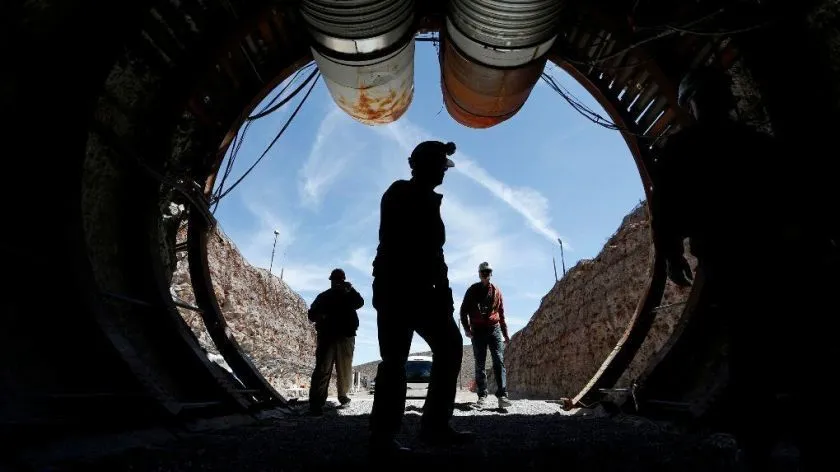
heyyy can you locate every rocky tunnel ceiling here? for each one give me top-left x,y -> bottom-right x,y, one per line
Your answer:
3,0 -> 838,456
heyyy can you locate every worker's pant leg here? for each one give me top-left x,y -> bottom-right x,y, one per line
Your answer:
308,334 -> 337,412
487,325 -> 507,398
369,309 -> 413,437
415,312 -> 463,432
471,330 -> 489,398
335,336 -> 355,402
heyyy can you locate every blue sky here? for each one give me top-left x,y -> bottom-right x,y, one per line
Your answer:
211,41 -> 645,365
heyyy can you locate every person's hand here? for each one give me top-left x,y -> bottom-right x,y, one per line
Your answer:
503,336 -> 510,347
464,328 -> 472,339
666,254 -> 693,287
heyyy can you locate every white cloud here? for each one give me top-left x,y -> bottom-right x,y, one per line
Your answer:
225,199 -> 298,272
379,119 -> 568,248
298,109 -> 362,208
455,158 -> 569,248
280,263 -> 333,295
344,246 -> 374,278
441,195 -> 508,285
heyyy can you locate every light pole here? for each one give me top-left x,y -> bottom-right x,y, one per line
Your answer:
557,238 -> 566,277
269,230 -> 279,275
280,248 -> 287,281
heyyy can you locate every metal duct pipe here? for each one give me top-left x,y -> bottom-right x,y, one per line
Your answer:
300,0 -> 416,125
442,0 -> 564,128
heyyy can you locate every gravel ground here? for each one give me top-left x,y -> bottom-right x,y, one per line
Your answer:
34,394 -> 799,472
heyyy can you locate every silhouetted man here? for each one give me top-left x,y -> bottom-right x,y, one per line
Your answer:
461,261 -> 511,409
369,140 -> 474,454
651,65 -> 832,470
307,268 -> 363,416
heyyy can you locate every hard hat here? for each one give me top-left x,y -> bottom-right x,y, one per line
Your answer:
328,268 -> 346,281
408,141 -> 456,170
478,262 -> 493,272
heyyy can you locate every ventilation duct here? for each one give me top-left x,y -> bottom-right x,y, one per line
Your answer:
442,0 -> 564,128
300,0 -> 416,125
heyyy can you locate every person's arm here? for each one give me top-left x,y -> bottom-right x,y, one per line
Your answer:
308,294 -> 323,323
497,288 -> 510,342
347,283 -> 364,310
433,196 -> 454,315
378,184 -> 411,256
459,286 -> 472,336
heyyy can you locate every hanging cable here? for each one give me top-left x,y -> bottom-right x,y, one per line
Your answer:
577,9 -> 725,66
541,72 -> 644,137
244,67 -> 319,121
212,62 -> 317,208
213,72 -> 322,204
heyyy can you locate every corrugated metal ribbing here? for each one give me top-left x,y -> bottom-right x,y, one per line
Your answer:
449,0 -> 563,50
300,0 -> 416,125
442,0 -> 564,128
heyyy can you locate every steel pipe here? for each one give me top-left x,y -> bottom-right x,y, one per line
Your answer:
442,0 -> 564,128
300,0 -> 416,124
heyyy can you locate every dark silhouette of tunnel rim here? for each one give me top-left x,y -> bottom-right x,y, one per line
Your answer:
16,0 -> 817,446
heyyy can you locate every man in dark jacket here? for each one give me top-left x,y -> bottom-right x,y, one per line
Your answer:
307,268 -> 363,415
369,140 -> 473,455
460,261 -> 511,409
650,66 -> 834,470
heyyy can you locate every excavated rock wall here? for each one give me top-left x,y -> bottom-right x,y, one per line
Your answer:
171,224 -> 317,395
500,202 -> 694,399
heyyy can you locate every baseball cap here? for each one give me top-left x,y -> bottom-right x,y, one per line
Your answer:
409,141 -> 456,170
329,268 -> 346,281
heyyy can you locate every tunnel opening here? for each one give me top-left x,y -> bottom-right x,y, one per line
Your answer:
5,0 -> 839,469
195,36 -> 669,411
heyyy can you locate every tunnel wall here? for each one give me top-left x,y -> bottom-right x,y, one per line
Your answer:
489,203 -> 694,399
4,0 -> 838,452
3,0 -> 314,445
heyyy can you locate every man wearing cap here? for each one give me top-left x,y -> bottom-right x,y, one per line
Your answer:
369,140 -> 473,454
460,261 -> 511,409
306,268 -> 363,416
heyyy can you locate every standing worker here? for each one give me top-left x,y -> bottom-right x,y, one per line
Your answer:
369,140 -> 474,455
460,261 -> 512,409
650,65 -> 832,470
306,268 -> 363,416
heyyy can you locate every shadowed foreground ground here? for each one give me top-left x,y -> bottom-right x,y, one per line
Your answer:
18,399 -> 799,472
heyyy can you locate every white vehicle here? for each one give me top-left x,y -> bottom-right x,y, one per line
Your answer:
405,355 -> 433,398
368,355 -> 433,398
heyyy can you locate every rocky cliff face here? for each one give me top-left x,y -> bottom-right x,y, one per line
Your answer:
170,224 -> 317,394
503,202 -> 695,400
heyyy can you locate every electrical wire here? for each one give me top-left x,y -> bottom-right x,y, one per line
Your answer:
660,21 -> 771,36
245,66 -> 319,121
540,72 -> 655,138
562,6 -> 770,71
216,64 -> 315,194
212,62 -> 316,208
212,71 -> 321,204
582,9 -> 726,66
